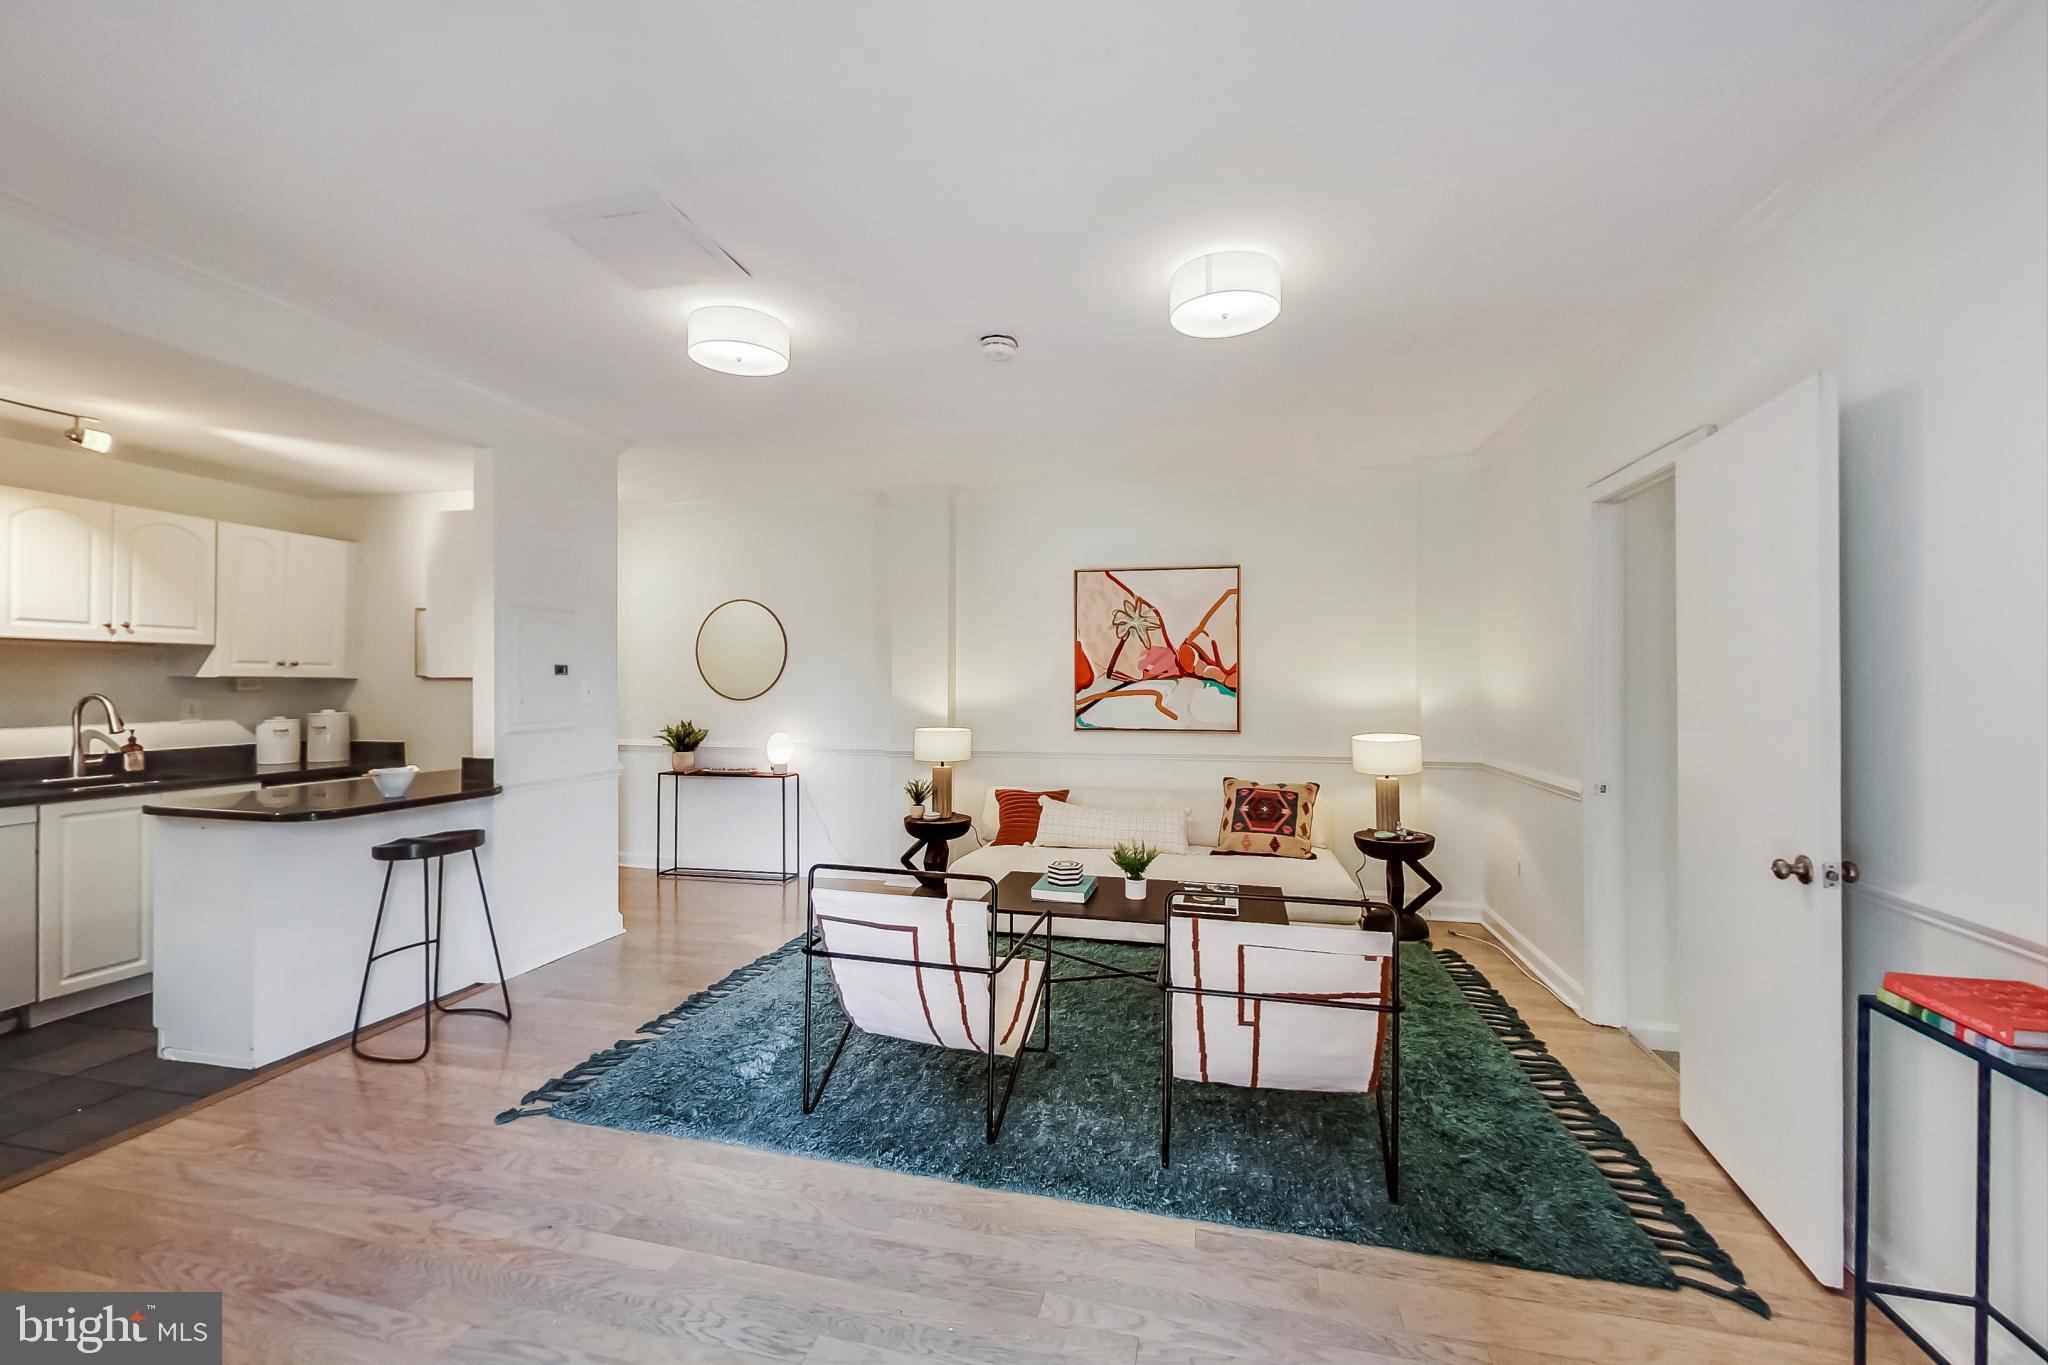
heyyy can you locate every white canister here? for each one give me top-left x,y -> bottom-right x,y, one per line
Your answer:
255,716 -> 301,766
305,710 -> 351,763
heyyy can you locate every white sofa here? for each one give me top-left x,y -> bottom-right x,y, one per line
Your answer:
946,785 -> 1365,942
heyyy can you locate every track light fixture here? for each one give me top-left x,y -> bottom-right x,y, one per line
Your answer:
1,394 -> 113,453
68,421 -> 114,453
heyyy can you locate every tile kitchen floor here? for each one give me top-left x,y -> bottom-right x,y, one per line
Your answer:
0,995 -> 252,1184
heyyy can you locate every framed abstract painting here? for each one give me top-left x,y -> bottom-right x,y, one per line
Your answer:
1074,565 -> 1240,731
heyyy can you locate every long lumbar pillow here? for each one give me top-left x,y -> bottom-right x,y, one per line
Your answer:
1034,796 -> 1192,854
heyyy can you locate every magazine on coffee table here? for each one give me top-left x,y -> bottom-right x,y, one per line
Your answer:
1173,881 -> 1242,917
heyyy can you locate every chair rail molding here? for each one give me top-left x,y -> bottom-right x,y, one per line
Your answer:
1430,757 -> 1583,800
1850,880 -> 2048,967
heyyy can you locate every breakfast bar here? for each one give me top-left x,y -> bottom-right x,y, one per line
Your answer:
147,768 -> 502,1067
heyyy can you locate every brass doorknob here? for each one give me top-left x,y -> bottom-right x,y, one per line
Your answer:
1771,855 -> 1815,885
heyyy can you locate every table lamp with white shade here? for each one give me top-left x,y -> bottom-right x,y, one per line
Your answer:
913,726 -> 972,818
1352,733 -> 1423,836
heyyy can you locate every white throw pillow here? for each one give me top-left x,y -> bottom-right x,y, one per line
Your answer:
1034,797 -> 1192,854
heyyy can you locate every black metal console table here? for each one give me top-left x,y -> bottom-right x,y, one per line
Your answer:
1854,993 -> 2048,1365
654,768 -> 800,884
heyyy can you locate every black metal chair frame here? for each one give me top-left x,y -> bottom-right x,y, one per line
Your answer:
801,864 -> 1053,1143
1158,889 -> 1402,1201
351,835 -> 513,1064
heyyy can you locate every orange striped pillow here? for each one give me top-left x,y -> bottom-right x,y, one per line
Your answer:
992,789 -> 1069,846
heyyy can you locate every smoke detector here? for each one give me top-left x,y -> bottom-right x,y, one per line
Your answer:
979,334 -> 1019,361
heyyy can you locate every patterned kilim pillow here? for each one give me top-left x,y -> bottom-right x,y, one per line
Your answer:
1215,778 -> 1319,858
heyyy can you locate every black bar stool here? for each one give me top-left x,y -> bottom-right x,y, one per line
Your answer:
351,827 -> 512,1063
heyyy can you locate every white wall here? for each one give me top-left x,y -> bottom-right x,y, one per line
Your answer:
328,488 -> 475,769
1619,478 -> 1677,1048
618,470 -> 1490,915
474,438 -> 625,974
616,494 -> 897,874
1470,7 -> 2045,1345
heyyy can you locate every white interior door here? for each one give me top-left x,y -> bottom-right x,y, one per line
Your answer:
1675,372 -> 1845,1287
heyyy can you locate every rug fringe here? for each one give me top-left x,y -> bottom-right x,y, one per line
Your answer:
494,937 -> 803,1124
1433,948 -> 1771,1319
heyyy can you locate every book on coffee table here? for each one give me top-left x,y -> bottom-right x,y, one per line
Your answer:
1174,881 -> 1242,916
1031,874 -> 1096,905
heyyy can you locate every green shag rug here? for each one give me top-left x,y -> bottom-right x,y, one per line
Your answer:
499,938 -> 1765,1314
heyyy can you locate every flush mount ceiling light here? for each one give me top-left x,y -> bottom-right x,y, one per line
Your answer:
1168,250 -> 1282,339
687,305 -> 790,377
0,394 -> 114,452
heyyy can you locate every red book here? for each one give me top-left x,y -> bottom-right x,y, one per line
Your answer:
1883,974 -> 2048,1049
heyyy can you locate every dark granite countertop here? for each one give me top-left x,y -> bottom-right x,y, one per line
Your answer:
144,769 -> 499,823
0,741 -> 405,811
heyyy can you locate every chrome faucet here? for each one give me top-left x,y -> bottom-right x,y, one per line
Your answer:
69,693 -> 124,778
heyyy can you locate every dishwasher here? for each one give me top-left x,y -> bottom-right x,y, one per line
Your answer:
1,806 -> 34,1013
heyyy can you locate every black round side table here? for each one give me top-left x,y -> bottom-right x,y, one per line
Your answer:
1355,830 -> 1442,942
902,812 -> 973,893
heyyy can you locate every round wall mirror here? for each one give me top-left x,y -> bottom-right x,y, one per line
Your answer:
695,599 -> 787,701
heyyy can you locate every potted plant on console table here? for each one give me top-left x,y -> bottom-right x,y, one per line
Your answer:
1112,841 -> 1160,901
658,721 -> 710,772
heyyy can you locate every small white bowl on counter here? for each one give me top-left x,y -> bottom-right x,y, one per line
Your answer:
368,765 -> 419,798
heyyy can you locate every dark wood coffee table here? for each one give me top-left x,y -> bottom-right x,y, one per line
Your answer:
994,870 -> 1286,985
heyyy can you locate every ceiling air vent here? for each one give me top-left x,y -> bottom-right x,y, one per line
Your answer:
546,194 -> 749,289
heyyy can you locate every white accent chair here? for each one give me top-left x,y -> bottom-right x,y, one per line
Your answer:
1161,890 -> 1402,1198
802,866 -> 1052,1142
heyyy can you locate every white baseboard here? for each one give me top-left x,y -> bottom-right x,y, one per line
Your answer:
1422,899 -> 1485,925
505,918 -> 626,980
158,1045 -> 256,1068
1478,907 -> 1586,1010
1627,1022 -> 1681,1053
619,851 -> 654,870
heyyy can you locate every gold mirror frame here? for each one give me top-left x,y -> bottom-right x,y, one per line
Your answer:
694,598 -> 789,701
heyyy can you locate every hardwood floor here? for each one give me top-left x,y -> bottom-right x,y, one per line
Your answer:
0,870 -> 1910,1363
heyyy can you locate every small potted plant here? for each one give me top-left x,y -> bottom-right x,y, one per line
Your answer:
1112,840 -> 1160,900
904,777 -> 932,818
657,721 -> 709,772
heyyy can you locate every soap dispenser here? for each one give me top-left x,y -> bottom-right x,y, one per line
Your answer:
120,730 -> 146,773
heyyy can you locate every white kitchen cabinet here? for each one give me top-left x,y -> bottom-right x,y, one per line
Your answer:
210,522 -> 289,673
285,531 -> 350,673
112,504 -> 217,644
195,522 -> 353,677
0,485 -> 115,641
36,791 -> 152,999
0,484 -> 217,646
1,808 -> 35,1013
35,785 -> 253,1001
